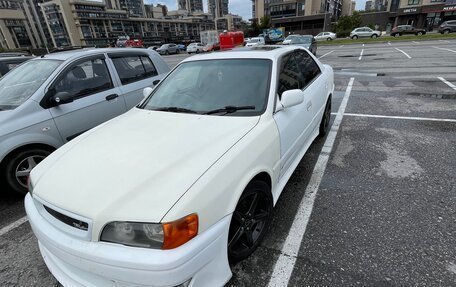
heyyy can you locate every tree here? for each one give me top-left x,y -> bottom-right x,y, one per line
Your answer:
259,16 -> 271,30
351,11 -> 362,28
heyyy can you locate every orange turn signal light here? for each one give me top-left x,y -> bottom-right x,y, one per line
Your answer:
162,213 -> 198,250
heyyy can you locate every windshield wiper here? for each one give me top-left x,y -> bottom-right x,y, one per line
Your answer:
153,106 -> 198,114
204,105 -> 256,115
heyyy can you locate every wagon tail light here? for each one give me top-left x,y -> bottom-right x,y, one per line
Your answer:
100,213 -> 198,249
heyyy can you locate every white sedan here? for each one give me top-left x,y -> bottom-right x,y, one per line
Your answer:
25,46 -> 334,287
315,31 -> 337,41
186,42 -> 204,54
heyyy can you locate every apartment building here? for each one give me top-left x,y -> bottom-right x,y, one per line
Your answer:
341,0 -> 356,16
216,13 -> 242,30
394,0 -> 456,29
178,0 -> 204,13
208,0 -> 229,18
36,0 -> 214,47
251,0 -> 344,35
365,0 -> 373,10
0,0 -> 39,49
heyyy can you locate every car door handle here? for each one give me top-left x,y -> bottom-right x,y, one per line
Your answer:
105,94 -> 119,101
307,102 -> 312,111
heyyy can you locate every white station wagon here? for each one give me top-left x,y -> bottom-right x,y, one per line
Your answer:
26,46 -> 334,287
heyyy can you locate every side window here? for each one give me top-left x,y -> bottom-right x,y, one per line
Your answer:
53,57 -> 113,99
112,55 -> 158,85
277,53 -> 300,97
295,50 -> 321,88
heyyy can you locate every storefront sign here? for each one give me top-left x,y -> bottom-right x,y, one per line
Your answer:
398,7 -> 422,15
404,8 -> 418,13
443,5 -> 456,11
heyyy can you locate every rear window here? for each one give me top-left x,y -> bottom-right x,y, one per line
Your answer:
111,55 -> 158,85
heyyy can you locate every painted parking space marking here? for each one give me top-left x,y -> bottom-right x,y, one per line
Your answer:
339,45 -> 344,48
267,78 -> 355,287
358,49 -> 364,61
342,113 -> 456,123
0,216 -> 28,237
395,48 -> 412,59
432,46 -> 456,53
388,42 -> 391,46
412,41 -> 420,44
439,40 -> 451,43
319,50 -> 334,59
438,77 -> 456,91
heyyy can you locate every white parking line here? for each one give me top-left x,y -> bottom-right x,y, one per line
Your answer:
342,113 -> 456,123
268,77 -> 355,287
395,48 -> 412,59
0,216 -> 28,237
439,40 -> 451,43
318,50 -> 334,59
432,46 -> 456,53
388,42 -> 391,46
358,49 -> 364,61
413,41 -> 420,44
438,76 -> 456,91
339,45 -> 344,48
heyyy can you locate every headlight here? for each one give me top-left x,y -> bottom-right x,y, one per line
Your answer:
100,213 -> 198,249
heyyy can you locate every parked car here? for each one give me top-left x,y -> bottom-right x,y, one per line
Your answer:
245,37 -> 265,47
0,48 -> 170,195
186,42 -> 204,54
390,25 -> 426,37
350,27 -> 381,39
315,32 -> 337,41
282,35 -> 317,55
0,52 -> 30,58
203,42 -> 220,52
439,20 -> 456,34
156,43 -> 179,55
0,56 -> 33,77
25,45 -> 334,287
177,44 -> 186,51
147,46 -> 159,51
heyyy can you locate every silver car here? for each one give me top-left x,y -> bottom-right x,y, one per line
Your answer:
350,27 -> 381,39
156,44 -> 179,55
0,48 -> 170,194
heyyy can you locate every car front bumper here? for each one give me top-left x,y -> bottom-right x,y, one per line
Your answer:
25,193 -> 232,287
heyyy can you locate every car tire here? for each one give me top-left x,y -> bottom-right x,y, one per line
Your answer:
165,50 -> 169,55
371,34 -> 378,39
4,148 -> 52,195
352,35 -> 358,40
417,32 -> 423,36
394,33 -> 400,37
444,30 -> 450,34
327,37 -> 332,41
196,50 -> 200,54
318,95 -> 332,137
228,180 -> 273,264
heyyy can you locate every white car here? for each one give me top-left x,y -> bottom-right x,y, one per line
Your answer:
25,46 -> 334,287
282,34 -> 301,45
245,37 -> 265,47
186,42 -> 204,54
315,31 -> 337,41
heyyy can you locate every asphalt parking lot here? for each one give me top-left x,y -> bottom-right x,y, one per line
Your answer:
1,39 -> 455,286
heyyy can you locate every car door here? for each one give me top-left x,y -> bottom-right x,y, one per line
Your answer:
364,28 -> 373,37
108,52 -> 161,109
316,32 -> 323,41
405,25 -> 413,35
273,51 -> 313,178
44,55 -> 126,142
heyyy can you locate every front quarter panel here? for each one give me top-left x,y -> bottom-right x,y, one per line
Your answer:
162,117 -> 280,234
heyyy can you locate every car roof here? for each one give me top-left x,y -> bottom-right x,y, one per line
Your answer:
0,56 -> 34,62
181,45 -> 298,62
31,48 -> 152,61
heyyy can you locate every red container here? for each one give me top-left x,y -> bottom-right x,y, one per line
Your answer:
219,31 -> 244,50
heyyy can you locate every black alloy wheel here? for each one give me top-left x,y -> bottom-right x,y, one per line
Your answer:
4,148 -> 51,195
319,95 -> 332,137
228,181 -> 272,263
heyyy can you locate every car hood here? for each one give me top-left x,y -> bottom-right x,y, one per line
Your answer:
32,108 -> 260,224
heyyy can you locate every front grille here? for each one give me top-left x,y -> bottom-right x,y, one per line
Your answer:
43,205 -> 88,231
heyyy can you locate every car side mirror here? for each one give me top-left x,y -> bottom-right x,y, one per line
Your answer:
153,79 -> 160,86
277,89 -> 304,111
51,91 -> 73,106
143,87 -> 153,98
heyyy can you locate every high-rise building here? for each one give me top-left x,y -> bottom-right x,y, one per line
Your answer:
0,0 -> 38,49
342,0 -> 356,16
119,0 -> 145,17
365,0 -> 372,11
178,0 -> 203,13
208,0 -> 228,19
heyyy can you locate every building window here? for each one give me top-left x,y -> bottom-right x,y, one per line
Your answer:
407,0 -> 419,5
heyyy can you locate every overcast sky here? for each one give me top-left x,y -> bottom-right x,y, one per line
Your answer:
144,0 -> 367,22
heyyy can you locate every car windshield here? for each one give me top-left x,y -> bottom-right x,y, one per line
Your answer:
141,59 -> 271,116
285,35 -> 300,40
291,37 -> 312,44
0,59 -> 62,110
